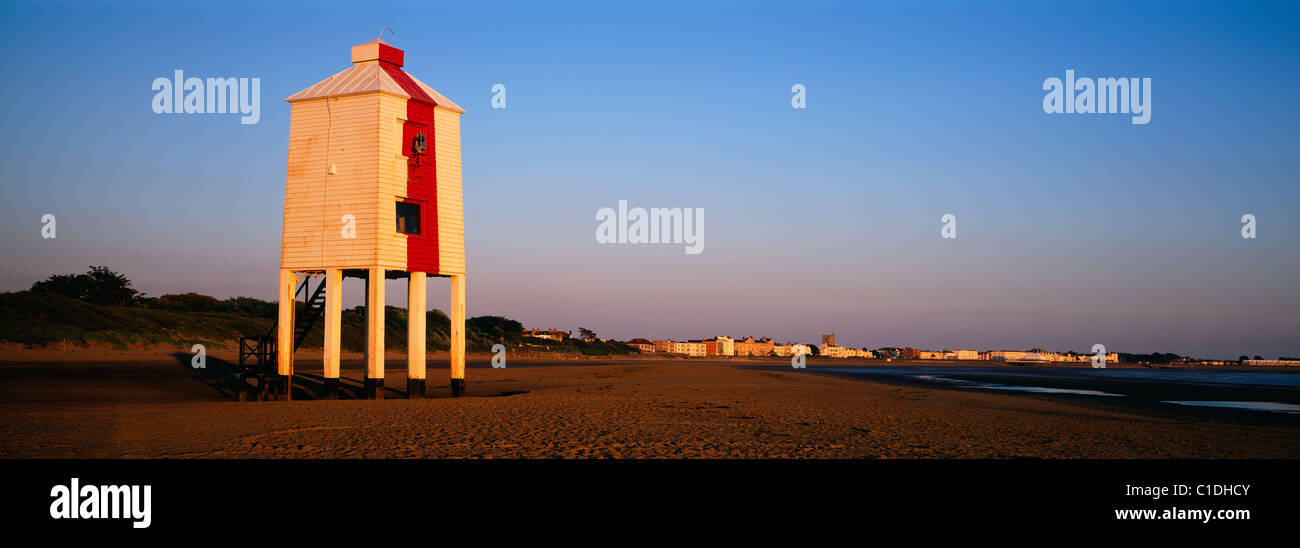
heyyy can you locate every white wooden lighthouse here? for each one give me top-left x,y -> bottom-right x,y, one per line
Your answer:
274,37 -> 467,399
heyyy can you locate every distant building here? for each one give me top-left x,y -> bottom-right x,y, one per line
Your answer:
735,337 -> 775,357
817,343 -> 872,358
524,328 -> 568,341
940,350 -> 980,361
898,347 -> 921,359
703,336 -> 735,356
822,333 -> 836,347
703,340 -> 720,355
988,350 -> 1053,363
986,350 -> 1118,364
664,341 -> 705,356
681,341 -> 707,357
626,338 -> 655,353
774,343 -> 812,357
1060,352 -> 1120,364
651,339 -> 676,353
821,344 -> 847,358
1242,359 -> 1300,366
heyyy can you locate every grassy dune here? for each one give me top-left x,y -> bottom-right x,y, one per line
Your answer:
0,291 -> 632,356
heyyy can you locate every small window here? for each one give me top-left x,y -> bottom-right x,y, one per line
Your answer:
396,201 -> 421,235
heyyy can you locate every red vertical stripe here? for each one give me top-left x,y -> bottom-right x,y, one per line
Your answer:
383,64 -> 440,274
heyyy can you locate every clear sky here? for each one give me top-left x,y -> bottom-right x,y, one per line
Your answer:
0,0 -> 1296,359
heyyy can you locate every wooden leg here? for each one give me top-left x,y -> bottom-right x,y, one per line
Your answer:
323,268 -> 342,399
407,272 -> 427,398
276,270 -> 296,377
365,268 -> 385,399
362,274 -> 369,371
450,273 -> 466,396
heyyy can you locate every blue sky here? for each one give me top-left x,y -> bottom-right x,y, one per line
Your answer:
0,0 -> 1297,359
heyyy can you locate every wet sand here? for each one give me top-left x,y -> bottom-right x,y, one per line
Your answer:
1,347 -> 1298,458
787,364 -> 1300,429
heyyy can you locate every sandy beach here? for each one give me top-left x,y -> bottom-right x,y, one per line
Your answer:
1,345 -> 1297,458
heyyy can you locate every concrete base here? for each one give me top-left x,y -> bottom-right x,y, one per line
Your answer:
407,378 -> 426,399
450,378 -> 466,397
322,378 -> 341,400
364,378 -> 385,400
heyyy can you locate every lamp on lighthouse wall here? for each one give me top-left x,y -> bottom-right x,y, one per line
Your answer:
411,133 -> 427,165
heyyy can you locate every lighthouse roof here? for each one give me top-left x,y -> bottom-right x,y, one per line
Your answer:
286,39 -> 465,113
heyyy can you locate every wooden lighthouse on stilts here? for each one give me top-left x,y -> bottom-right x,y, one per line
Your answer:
275,37 -> 467,399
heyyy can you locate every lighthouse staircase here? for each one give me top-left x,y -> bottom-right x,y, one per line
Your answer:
237,275 -> 327,401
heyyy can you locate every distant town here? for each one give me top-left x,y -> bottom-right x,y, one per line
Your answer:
521,328 -> 1300,366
